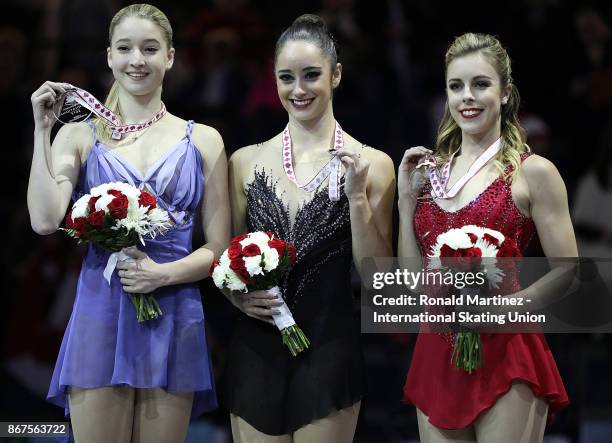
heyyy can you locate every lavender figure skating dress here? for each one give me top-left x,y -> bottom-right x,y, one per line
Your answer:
47,120 -> 217,417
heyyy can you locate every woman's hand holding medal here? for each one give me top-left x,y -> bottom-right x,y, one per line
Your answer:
31,81 -> 70,130
336,146 -> 369,202
398,146 -> 434,203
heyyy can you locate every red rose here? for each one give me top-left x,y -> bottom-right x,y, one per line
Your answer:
467,233 -> 478,244
440,245 -> 481,271
65,209 -> 75,228
138,191 -> 157,211
107,189 -> 122,197
228,242 -> 243,260
72,217 -> 87,238
65,209 -> 88,236
107,194 -> 129,219
231,234 -> 247,245
497,240 -> 522,258
230,257 -> 251,284
242,243 -> 261,257
88,210 -> 105,228
483,233 -> 500,247
287,243 -> 297,264
268,238 -> 286,258
440,244 -> 460,258
209,260 -> 219,276
456,247 -> 482,271
87,195 -> 100,214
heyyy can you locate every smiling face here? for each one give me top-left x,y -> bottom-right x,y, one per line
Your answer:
107,16 -> 174,98
446,51 -> 510,140
275,40 -> 341,124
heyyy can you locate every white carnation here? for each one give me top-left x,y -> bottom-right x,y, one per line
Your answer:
90,181 -> 141,206
95,193 -> 116,213
219,250 -> 230,268
243,255 -> 264,276
225,270 -> 247,292
461,225 -> 486,238
481,227 -> 505,244
429,228 -> 473,257
71,194 -> 91,218
261,246 -> 279,271
240,231 -> 271,250
90,183 -> 114,197
212,265 -> 226,288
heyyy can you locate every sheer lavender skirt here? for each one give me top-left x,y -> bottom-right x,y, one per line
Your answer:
47,222 -> 217,418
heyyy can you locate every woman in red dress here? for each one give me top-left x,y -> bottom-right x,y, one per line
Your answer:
398,33 -> 576,442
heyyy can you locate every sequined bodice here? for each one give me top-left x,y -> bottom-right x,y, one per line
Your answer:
245,170 -> 352,310
414,159 -> 536,258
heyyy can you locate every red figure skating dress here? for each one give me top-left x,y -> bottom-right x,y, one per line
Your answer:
402,154 -> 569,429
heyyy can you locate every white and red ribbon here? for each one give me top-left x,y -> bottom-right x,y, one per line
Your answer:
63,84 -> 166,140
426,138 -> 502,199
282,121 -> 343,201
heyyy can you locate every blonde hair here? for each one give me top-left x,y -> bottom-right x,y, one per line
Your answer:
435,33 -> 528,179
96,4 -> 173,141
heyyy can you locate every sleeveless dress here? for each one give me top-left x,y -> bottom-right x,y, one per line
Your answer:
402,154 -> 569,429
223,169 -> 363,435
47,120 -> 217,418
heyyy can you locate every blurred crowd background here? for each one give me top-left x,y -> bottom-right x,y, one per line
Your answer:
1,0 -> 611,442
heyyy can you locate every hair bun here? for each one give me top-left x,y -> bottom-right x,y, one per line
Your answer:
292,14 -> 326,28
275,13 -> 338,67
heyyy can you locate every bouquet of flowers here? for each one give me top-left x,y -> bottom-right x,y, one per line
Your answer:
62,181 -> 170,322
429,224 -> 522,373
210,231 -> 310,356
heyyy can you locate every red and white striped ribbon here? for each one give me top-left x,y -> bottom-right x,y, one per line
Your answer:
63,84 -> 166,140
282,121 -> 343,201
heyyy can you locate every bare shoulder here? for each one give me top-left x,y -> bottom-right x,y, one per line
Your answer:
521,154 -> 563,185
57,121 -> 93,141
364,145 -> 394,170
53,121 -> 94,160
346,134 -> 394,174
230,133 -> 282,167
191,122 -> 225,160
520,154 -> 568,206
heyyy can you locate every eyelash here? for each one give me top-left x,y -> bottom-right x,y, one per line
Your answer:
278,72 -> 322,83
116,47 -> 159,53
449,81 -> 491,91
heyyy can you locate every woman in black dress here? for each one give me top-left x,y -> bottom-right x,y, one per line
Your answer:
223,14 -> 395,443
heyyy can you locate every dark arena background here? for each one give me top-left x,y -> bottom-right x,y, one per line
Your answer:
2,0 -> 611,442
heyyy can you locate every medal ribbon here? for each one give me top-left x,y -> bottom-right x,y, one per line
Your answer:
427,138 -> 502,199
62,84 -> 166,140
282,121 -> 343,201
